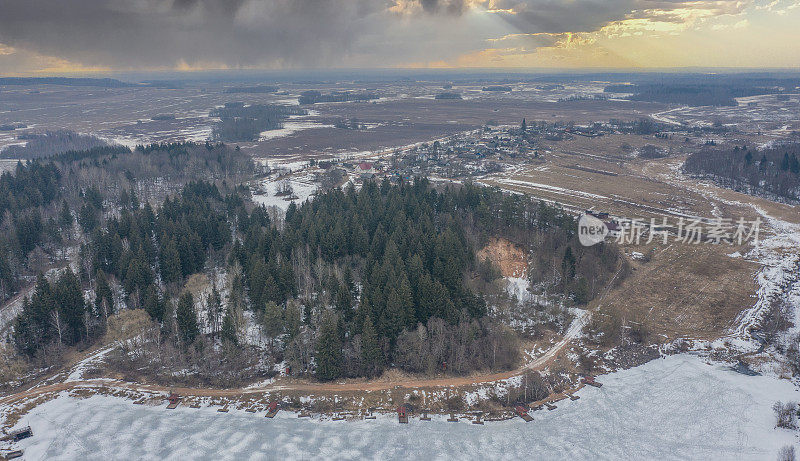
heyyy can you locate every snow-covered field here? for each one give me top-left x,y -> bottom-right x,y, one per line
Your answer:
0,159 -> 20,174
251,177 -> 318,211
7,354 -> 796,460
258,117 -> 334,141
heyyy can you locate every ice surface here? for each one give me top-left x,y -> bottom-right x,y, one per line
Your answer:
8,354 -> 797,460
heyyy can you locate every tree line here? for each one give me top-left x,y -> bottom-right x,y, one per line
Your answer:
683,144 -> 800,201
210,104 -> 306,142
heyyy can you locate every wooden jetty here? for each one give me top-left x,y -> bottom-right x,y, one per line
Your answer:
582,376 -> 603,388
166,392 -> 181,409
265,401 -> 280,418
514,405 -> 533,422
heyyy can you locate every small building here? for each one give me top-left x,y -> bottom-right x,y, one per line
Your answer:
397,405 -> 409,424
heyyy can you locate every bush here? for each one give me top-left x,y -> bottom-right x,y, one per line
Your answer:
774,401 -> 798,429
778,445 -> 796,461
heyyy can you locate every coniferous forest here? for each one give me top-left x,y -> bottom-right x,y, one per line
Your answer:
2,141 -> 625,387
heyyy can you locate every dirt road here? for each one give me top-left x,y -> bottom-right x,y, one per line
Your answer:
0,306 -> 588,410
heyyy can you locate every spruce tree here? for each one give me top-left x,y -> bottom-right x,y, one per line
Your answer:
381,288 -> 406,341
284,301 -> 302,339
206,285 -> 222,334
263,301 -> 283,344
314,311 -> 343,381
360,315 -> 382,377
59,200 -> 73,229
143,285 -> 164,322
160,239 -> 182,284
54,269 -> 87,345
176,292 -> 199,344
334,283 -> 352,320
220,305 -> 238,345
94,269 -> 114,321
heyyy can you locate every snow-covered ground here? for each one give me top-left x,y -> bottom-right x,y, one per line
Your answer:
251,177 -> 318,212
258,117 -> 334,141
737,205 -> 800,342
0,158 -> 19,174
7,354 -> 796,460
505,276 -> 531,303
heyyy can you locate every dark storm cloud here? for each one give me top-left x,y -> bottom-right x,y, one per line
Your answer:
488,0 -> 748,34
0,0 -> 747,69
419,0 -> 468,15
495,0 -> 639,33
0,0 -> 391,68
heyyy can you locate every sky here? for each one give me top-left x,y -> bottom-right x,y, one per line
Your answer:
0,0 -> 798,75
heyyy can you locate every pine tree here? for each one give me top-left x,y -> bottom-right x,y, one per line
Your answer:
176,292 -> 199,344
360,314 -> 382,377
521,118 -> 527,134
314,311 -> 343,381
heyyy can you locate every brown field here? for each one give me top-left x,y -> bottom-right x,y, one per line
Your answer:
591,241 -> 758,342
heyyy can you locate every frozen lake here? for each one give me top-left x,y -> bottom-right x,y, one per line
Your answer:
7,354 -> 798,460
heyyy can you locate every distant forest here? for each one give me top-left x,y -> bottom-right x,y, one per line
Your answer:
1,130 -> 109,160
298,91 -> 379,105
224,85 -> 279,94
605,76 -> 798,106
210,104 -> 306,142
0,77 -> 134,88
435,92 -> 462,100
604,83 -> 782,106
683,144 -> 800,201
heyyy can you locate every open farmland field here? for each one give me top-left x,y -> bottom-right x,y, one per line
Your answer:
1,80 -> 666,159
